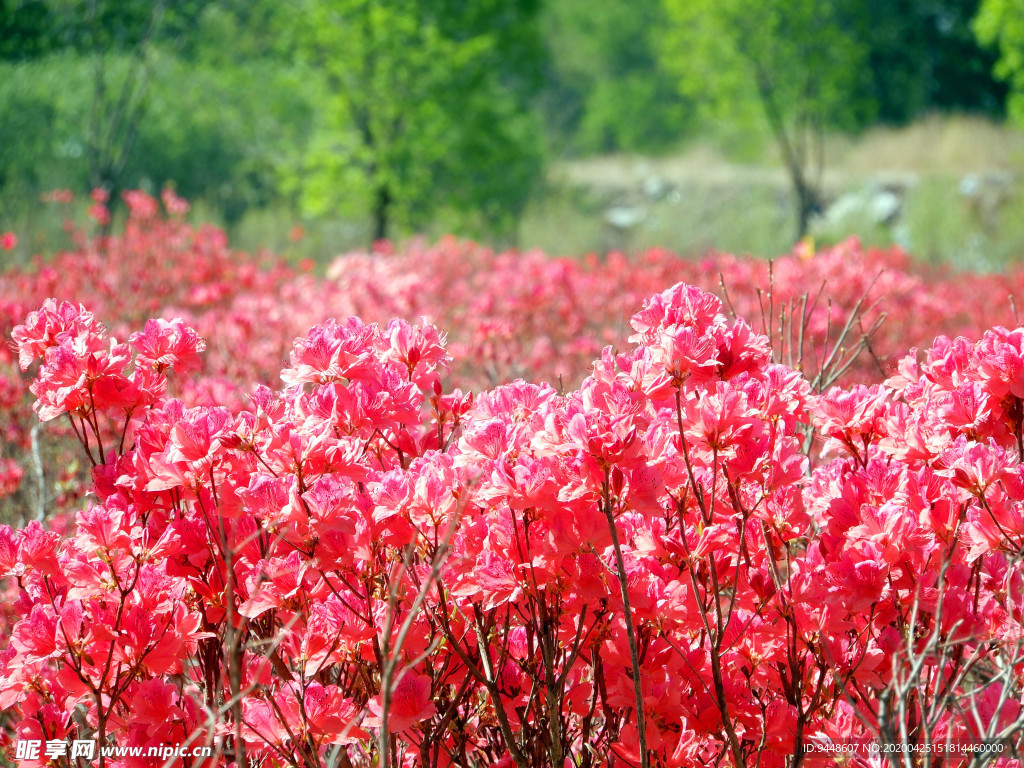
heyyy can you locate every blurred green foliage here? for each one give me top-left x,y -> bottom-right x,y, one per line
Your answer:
0,49 -> 315,222
0,0 -> 544,243
539,0 -> 691,155
660,0 -> 873,237
976,0 -> 1024,123
0,0 -> 1016,253
0,0 -> 315,227
542,0 -> 1004,155
655,0 -> 1008,238
866,0 -> 1005,121
290,0 -> 544,241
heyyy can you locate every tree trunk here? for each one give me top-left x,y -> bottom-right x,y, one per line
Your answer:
372,183 -> 391,245
750,70 -> 823,242
795,176 -> 819,240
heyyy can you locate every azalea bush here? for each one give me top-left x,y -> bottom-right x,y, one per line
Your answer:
1,271 -> 1024,766
2,191 -> 1024,522
1,192 -> 1024,766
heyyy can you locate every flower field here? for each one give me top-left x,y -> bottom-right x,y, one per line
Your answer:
1,191 -> 1024,766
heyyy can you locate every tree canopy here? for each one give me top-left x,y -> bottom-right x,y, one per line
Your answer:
865,0 -> 1005,122
0,0 -> 1016,247
660,0 -> 871,237
975,0 -> 1024,123
292,0 -> 545,242
539,0 -> 690,155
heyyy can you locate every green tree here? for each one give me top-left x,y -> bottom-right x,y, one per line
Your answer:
0,0 -> 218,205
293,0 -> 545,244
975,0 -> 1024,123
659,0 -> 871,238
0,0 -> 317,227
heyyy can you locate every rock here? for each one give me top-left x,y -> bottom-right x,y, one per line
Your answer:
604,206 -> 647,230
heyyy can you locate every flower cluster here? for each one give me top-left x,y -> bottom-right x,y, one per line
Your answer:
3,192 -> 1023,518
1,275 -> 1022,766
